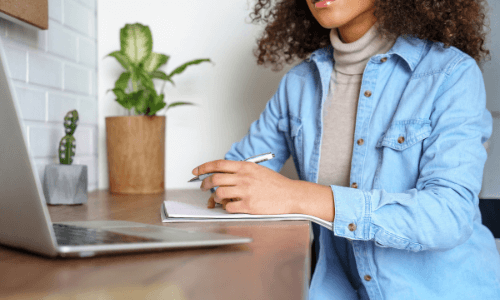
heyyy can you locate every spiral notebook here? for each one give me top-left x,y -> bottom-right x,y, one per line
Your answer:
160,189 -> 332,230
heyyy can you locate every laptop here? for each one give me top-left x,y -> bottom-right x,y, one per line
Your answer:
0,37 -> 252,258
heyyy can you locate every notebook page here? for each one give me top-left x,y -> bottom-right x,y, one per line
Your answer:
162,194 -> 332,230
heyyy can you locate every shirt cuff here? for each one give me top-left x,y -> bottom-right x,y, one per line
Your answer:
331,185 -> 371,240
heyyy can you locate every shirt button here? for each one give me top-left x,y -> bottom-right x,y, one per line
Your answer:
364,90 -> 372,97
380,57 -> 387,63
398,136 -> 405,143
364,275 -> 372,281
348,223 -> 357,231
351,182 -> 358,188
357,139 -> 364,146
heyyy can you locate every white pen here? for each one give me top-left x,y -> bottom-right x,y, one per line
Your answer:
188,152 -> 275,182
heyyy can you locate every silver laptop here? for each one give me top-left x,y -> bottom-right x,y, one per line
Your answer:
0,37 -> 252,258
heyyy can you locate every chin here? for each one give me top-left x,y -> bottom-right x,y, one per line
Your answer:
312,13 -> 350,29
315,20 -> 344,30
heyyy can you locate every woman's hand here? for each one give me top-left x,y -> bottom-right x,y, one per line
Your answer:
206,192 -> 236,210
193,160 -> 299,215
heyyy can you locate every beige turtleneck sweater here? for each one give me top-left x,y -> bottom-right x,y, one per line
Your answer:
317,24 -> 396,187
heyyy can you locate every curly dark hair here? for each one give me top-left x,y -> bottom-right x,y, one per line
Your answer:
249,0 -> 491,71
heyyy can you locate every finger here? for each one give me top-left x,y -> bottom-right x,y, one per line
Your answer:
207,193 -> 216,208
221,199 -> 231,210
224,200 -> 247,214
193,160 -> 247,176
213,187 -> 241,203
200,173 -> 239,192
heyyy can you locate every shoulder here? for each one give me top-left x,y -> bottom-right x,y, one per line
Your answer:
414,38 -> 476,78
286,60 -> 317,79
282,45 -> 333,80
418,40 -> 484,103
270,60 -> 317,94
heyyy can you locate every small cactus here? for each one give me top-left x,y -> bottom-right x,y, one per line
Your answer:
59,110 -> 79,165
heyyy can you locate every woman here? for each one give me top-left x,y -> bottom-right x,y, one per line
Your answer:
192,0 -> 500,298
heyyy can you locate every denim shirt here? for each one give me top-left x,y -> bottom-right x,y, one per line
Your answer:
224,35 -> 500,299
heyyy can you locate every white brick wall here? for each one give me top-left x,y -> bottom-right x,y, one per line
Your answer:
0,0 -> 98,192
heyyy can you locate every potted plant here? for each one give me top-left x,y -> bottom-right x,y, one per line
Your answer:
43,110 -> 88,205
105,23 -> 212,194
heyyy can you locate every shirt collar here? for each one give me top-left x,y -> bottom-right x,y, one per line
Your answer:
308,34 -> 428,72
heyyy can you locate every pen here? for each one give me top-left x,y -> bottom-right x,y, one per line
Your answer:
188,152 -> 275,182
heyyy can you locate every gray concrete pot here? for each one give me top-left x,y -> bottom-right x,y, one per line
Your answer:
43,164 -> 88,205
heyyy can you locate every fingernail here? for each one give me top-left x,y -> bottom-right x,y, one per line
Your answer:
192,167 -> 198,175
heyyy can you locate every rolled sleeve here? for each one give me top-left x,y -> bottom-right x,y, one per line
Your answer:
331,185 -> 370,240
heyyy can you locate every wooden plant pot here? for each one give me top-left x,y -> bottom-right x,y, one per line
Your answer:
106,116 -> 165,194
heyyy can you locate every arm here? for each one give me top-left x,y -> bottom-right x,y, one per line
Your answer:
199,69 -> 337,219
325,57 -> 492,252
223,77 -> 291,172
208,74 -> 292,196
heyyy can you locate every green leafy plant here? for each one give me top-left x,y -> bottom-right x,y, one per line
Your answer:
59,110 -> 78,165
107,23 -> 213,116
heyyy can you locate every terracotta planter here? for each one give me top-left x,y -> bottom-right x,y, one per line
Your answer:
106,116 -> 165,194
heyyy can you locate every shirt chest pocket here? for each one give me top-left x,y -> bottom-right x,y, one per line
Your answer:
374,120 -> 432,191
278,116 -> 303,175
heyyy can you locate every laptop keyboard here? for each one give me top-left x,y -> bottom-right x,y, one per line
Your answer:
53,223 -> 162,246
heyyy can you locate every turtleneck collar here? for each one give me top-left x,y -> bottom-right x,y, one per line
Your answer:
330,22 -> 397,75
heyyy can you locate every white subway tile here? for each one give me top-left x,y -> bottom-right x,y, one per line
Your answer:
29,125 -> 62,157
1,0 -> 97,191
15,86 -> 46,121
38,30 -> 48,52
64,0 -> 91,36
3,19 -> 46,51
74,0 -> 95,11
3,46 -> 26,81
88,13 -> 96,39
64,64 -> 89,94
78,37 -> 96,67
49,0 -> 63,22
0,19 -> 8,36
48,20 -> 77,61
92,126 -> 97,156
28,52 -> 63,88
73,126 -> 92,155
47,92 -> 78,122
90,70 -> 96,95
78,97 -> 97,124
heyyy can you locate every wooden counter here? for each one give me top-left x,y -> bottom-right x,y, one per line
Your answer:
0,189 -> 311,300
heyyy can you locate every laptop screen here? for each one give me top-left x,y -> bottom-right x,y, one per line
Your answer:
0,36 -> 59,257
